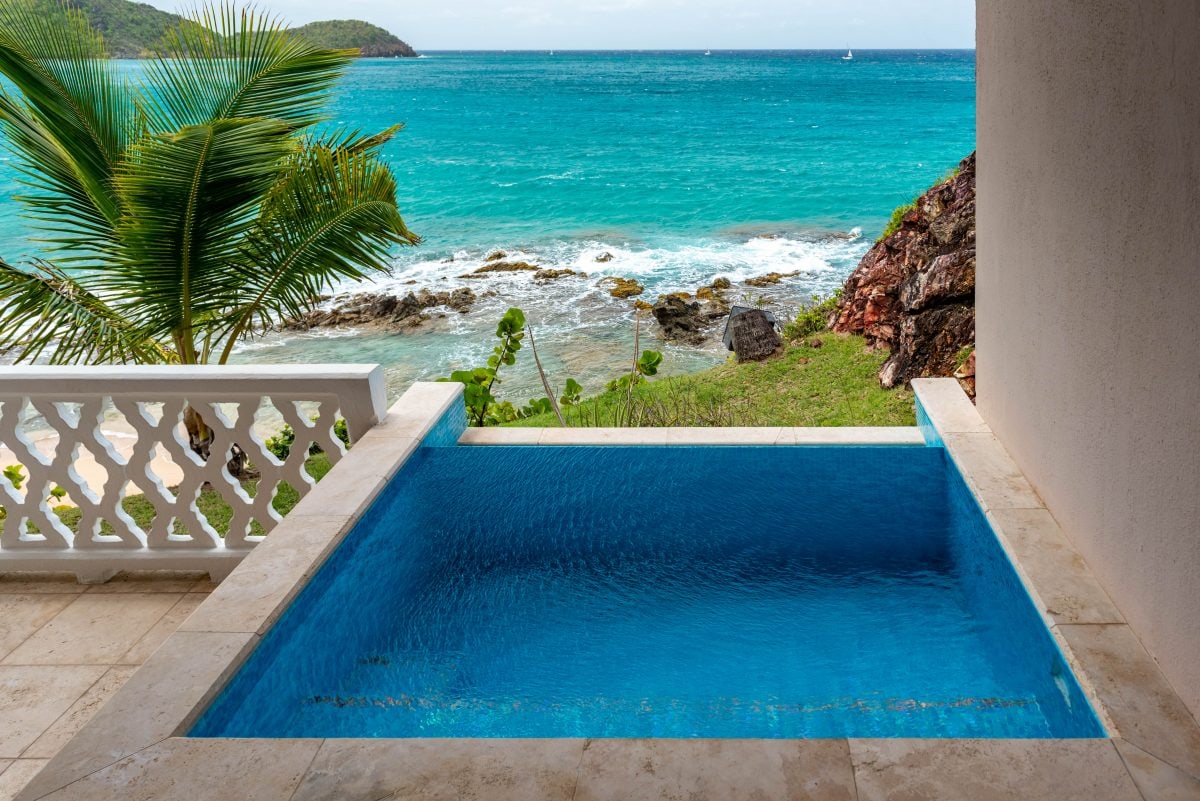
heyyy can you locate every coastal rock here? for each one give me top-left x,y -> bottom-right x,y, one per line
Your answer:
533,268 -> 586,282
744,271 -> 799,288
287,288 -> 476,332
595,252 -> 614,263
600,277 -> 645,298
462,261 -> 539,278
833,152 -> 976,388
711,277 -> 732,290
485,250 -> 507,262
651,294 -> 727,345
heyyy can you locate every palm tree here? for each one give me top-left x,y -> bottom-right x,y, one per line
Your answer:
0,2 -> 418,459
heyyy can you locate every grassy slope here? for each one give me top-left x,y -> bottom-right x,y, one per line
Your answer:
508,332 -> 915,428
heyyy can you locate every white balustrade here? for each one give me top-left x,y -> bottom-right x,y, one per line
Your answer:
0,365 -> 387,581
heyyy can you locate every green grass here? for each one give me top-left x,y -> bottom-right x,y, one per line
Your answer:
508,332 -> 914,428
2,453 -> 332,537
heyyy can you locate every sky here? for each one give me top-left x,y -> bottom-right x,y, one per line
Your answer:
143,0 -> 976,50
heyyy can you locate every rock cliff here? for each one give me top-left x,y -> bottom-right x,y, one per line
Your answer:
833,152 -> 976,389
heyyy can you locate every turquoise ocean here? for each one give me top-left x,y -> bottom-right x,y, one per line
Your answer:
0,50 -> 976,399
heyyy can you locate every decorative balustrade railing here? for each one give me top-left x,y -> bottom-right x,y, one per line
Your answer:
0,365 -> 387,581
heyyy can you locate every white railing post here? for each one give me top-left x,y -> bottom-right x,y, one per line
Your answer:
0,364 -> 388,581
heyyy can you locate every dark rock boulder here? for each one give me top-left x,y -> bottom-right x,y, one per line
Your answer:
833,152 -> 976,388
651,294 -> 726,345
729,309 -> 782,363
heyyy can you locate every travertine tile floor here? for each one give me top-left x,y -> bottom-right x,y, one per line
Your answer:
0,572 -> 215,801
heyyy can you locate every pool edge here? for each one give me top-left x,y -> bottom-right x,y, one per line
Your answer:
16,380 -> 1200,801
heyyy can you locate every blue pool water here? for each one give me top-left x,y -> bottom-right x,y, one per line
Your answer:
192,440 -> 1103,739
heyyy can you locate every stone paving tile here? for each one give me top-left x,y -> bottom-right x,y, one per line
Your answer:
942,432 -> 1044,511
16,631 -> 256,801
849,739 -> 1141,801
1115,739 -> 1200,801
292,739 -> 585,801
0,578 -> 85,596
1,760 -> 48,801
0,597 -> 76,662
179,516 -> 351,636
1059,624 -> 1200,780
0,667 -> 105,759
20,667 -> 139,760
985,508 -> 1124,625
575,739 -> 856,801
84,572 -> 210,594
1,594 -> 180,666
31,739 -> 321,801
117,595 -> 206,665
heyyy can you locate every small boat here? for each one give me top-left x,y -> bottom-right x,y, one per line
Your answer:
704,50 -> 712,56
842,48 -> 854,60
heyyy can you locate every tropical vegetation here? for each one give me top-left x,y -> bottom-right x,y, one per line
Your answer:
0,1 -> 416,369
291,20 -> 416,57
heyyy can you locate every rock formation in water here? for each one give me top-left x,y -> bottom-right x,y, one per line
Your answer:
600,277 -> 645,298
650,281 -> 733,345
287,288 -> 475,331
833,152 -> 976,389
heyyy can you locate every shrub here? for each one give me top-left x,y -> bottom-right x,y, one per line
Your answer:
265,418 -> 350,461
784,291 -> 842,341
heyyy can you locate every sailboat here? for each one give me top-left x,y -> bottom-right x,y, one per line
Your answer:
842,48 -> 854,60
704,49 -> 712,56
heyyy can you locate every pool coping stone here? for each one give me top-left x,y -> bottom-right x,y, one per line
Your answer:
16,378 -> 1200,800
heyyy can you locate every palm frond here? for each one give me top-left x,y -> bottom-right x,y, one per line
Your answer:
218,145 -> 418,362
0,93 -> 118,259
0,260 -> 169,364
304,123 -> 406,158
145,4 -> 350,131
111,117 -> 294,358
0,0 -> 138,234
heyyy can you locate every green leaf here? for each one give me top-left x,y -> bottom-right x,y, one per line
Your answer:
110,117 -> 294,357
0,1 -> 138,246
144,4 -> 351,131
0,259 -> 167,364
219,142 -> 418,361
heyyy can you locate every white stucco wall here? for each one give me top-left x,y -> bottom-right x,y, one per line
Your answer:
976,1 -> 1200,716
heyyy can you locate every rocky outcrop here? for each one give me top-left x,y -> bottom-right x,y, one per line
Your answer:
462,261 -> 538,277
533,268 -> 586,282
599,277 -> 645,298
833,152 -> 976,388
287,288 -> 475,331
651,294 -> 728,345
745,271 -> 800,288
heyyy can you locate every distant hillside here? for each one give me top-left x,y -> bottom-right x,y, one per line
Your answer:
42,0 -> 417,59
61,0 -> 180,58
291,20 -> 417,58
